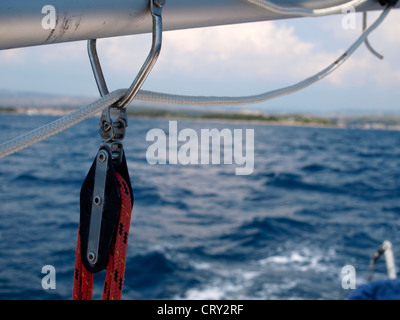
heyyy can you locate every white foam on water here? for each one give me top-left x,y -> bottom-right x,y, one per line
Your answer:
260,280 -> 300,300
259,246 -> 338,274
174,245 -> 341,300
174,260 -> 263,299
180,281 -> 239,300
175,258 -> 300,300
149,242 -> 342,299
192,262 -> 213,271
175,275 -> 301,300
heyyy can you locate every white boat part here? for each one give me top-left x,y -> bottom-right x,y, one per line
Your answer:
0,0 -> 398,50
383,240 -> 397,279
368,240 -> 397,281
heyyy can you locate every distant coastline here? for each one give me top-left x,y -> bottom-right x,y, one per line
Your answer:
0,106 -> 339,127
1,105 -> 400,131
125,109 -> 341,128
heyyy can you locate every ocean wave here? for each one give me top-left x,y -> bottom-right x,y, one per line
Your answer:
1,115 -> 400,300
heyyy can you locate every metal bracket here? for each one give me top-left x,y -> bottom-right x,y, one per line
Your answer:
80,145 -> 122,273
362,12 -> 383,60
86,148 -> 110,266
99,107 -> 128,145
88,0 -> 164,108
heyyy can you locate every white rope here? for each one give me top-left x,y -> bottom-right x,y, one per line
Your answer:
0,5 -> 391,159
0,89 -> 126,159
246,0 -> 368,17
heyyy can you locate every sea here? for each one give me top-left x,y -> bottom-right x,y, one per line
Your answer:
0,113 -> 400,300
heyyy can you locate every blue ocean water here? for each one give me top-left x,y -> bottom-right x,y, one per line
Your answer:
0,113 -> 400,300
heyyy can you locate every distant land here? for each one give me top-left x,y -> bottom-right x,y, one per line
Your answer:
1,89 -> 400,130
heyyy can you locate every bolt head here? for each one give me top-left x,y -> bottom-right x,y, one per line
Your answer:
98,151 -> 107,163
94,195 -> 102,206
88,252 -> 96,263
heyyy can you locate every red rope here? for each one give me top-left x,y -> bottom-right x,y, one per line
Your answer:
73,172 -> 133,300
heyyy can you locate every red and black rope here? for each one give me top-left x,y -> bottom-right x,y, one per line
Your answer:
73,172 -> 133,300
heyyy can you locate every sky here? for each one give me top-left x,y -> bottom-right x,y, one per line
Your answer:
0,9 -> 399,115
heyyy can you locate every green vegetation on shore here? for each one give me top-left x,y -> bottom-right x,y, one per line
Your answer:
0,106 -> 18,113
200,112 -> 337,126
126,109 -> 338,126
0,106 -> 337,126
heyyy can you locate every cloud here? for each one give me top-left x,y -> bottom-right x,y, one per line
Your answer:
0,47 -> 27,62
99,21 -> 333,81
97,10 -> 399,91
302,10 -> 400,87
0,40 -> 87,66
160,22 -> 321,79
38,41 -> 87,63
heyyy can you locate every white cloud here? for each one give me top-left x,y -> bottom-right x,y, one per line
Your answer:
96,9 -> 399,91
38,41 -> 87,63
0,40 -> 87,66
303,10 -> 400,87
99,21 -> 331,80
0,47 -> 27,62
160,22 -> 321,79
